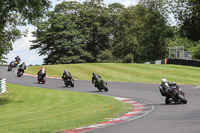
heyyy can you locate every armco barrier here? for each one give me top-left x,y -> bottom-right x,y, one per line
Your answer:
0,78 -> 7,94
167,59 -> 200,67
145,58 -> 200,67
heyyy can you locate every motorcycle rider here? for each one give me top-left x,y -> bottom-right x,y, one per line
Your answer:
18,62 -> 26,74
15,55 -> 21,65
159,78 -> 180,104
62,69 -> 72,81
92,72 -> 102,88
37,66 -> 46,80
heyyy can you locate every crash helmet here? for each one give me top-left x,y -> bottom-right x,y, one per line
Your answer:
161,78 -> 167,83
93,72 -> 96,75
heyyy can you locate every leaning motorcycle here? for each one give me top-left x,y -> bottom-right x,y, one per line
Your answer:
8,62 -> 15,71
17,68 -> 24,77
94,79 -> 108,92
63,76 -> 74,87
38,72 -> 46,84
166,86 -> 187,104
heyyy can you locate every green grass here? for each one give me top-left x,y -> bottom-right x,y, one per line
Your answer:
26,63 -> 200,85
0,84 -> 132,133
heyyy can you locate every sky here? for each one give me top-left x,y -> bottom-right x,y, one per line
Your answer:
5,0 -> 139,65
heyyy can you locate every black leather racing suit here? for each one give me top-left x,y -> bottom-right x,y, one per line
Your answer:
18,64 -> 26,74
62,71 -> 72,81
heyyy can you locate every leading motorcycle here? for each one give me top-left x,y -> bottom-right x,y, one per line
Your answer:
166,85 -> 187,104
93,79 -> 108,92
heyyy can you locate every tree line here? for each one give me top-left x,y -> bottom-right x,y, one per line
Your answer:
1,0 -> 200,64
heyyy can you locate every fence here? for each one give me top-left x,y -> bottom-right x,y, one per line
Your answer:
0,78 -> 7,94
144,59 -> 167,64
144,58 -> 200,67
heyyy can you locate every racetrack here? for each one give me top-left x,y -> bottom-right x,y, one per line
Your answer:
1,66 -> 200,133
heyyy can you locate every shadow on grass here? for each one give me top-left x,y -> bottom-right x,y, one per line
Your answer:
0,95 -> 10,105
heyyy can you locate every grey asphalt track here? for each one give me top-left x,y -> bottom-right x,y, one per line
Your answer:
1,66 -> 200,133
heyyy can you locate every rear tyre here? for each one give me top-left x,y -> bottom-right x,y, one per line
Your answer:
65,81 -> 68,87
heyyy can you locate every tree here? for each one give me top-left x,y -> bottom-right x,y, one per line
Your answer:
31,0 -> 112,64
31,1 -> 93,64
111,4 -> 173,62
172,0 -> 200,41
0,0 -> 51,63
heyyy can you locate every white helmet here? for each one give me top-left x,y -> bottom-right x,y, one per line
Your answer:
161,78 -> 167,83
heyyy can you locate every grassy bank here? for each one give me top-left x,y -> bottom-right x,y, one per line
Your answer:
0,84 -> 132,133
26,63 -> 200,85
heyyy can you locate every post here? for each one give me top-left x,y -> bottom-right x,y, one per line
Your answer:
0,78 -> 7,94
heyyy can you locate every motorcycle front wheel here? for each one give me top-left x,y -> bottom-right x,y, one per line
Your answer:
104,86 -> 108,92
177,94 -> 187,104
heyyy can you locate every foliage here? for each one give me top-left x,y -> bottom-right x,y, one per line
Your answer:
31,0 -> 173,64
193,43 -> 200,59
97,49 -> 114,63
31,1 -> 111,64
112,5 -> 173,62
165,36 -> 200,60
171,0 -> 200,41
0,0 -> 52,63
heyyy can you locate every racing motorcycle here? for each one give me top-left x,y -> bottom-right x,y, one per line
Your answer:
37,72 -> 46,84
17,68 -> 24,77
93,79 -> 108,92
63,76 -> 74,87
166,85 -> 187,104
8,61 -> 18,71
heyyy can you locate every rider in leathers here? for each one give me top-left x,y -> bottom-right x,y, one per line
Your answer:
18,62 -> 26,74
159,78 -> 180,104
92,72 -> 102,88
62,69 -> 72,81
37,66 -> 46,80
15,55 -> 21,64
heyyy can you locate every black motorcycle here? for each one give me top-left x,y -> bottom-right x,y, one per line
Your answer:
166,86 -> 187,104
38,72 -> 46,84
93,79 -> 108,92
8,61 -> 18,71
17,68 -> 24,77
63,76 -> 74,87
8,62 -> 15,71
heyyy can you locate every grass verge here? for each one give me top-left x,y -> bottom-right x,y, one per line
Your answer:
0,84 -> 132,133
26,63 -> 200,85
